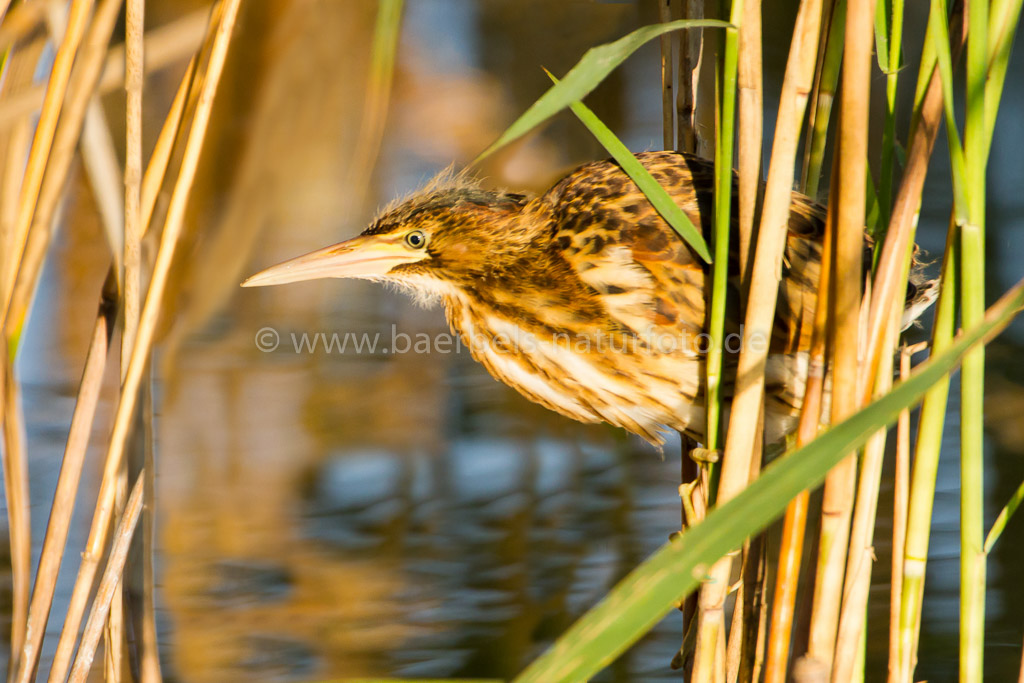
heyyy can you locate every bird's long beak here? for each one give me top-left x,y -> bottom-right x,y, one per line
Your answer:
242,234 -> 424,287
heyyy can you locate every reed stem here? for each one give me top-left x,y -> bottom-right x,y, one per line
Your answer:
691,2 -> 823,680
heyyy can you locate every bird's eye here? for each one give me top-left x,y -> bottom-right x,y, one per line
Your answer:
405,230 -> 427,249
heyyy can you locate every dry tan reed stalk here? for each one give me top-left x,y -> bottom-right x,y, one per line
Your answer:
104,472 -> 129,683
79,102 -> 125,262
12,284 -> 116,683
139,380 -> 160,683
729,436 -> 769,682
659,0 -> 674,150
124,0 -> 143,365
124,2 -> 163,681
141,57 -> 196,236
727,581 -> 745,683
832,285 -> 903,682
0,8 -> 206,133
6,0 -> 124,345
736,0 -> 762,291
728,535 -> 767,683
0,0 -> 95,337
764,198 -> 833,683
47,3 -> 241,680
887,341 -> 923,683
0,74 -> 35,680
40,0 -> 126,268
740,544 -> 769,682
690,2 -> 824,681
2,357 -> 31,666
805,0 -> 876,671
1,121 -> 32,288
68,471 -> 145,683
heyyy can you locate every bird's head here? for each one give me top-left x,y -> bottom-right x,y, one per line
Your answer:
242,184 -> 532,300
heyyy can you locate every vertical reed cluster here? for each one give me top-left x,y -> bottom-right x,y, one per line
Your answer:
484,1 -> 1024,681
0,1 -> 239,679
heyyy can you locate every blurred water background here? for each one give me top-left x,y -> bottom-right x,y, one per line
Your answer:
4,0 -> 1024,680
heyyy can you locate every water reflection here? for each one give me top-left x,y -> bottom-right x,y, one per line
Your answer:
6,0 -> 1024,681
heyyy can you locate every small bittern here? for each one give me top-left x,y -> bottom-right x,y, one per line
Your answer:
244,152 -> 935,445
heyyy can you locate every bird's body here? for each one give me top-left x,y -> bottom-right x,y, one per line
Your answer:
245,152 -> 934,445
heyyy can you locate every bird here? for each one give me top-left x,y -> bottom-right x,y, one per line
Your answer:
243,151 -> 935,446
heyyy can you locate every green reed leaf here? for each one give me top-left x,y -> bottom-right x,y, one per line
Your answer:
476,19 -> 730,162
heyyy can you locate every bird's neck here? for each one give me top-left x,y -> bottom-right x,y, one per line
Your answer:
439,198 -> 555,281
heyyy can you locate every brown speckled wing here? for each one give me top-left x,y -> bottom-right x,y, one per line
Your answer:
543,152 -> 717,344
542,151 -> 830,355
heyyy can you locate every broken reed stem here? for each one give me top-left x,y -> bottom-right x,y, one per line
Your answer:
12,283 -> 117,683
46,2 -> 242,680
68,471 -> 146,683
2,356 -> 30,665
735,0 -> 762,293
0,0 -> 95,338
690,2 -> 823,681
805,0 -> 875,672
